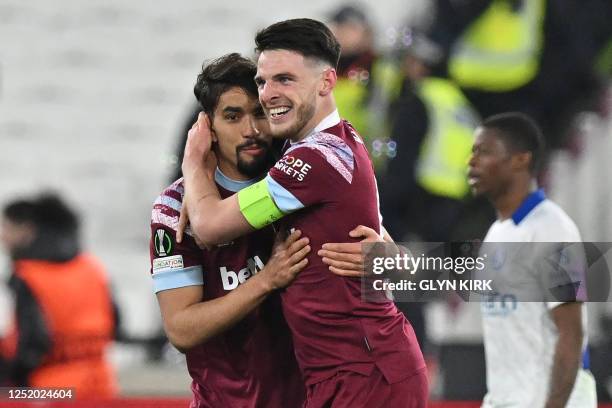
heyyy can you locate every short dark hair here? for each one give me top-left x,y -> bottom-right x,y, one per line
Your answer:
3,193 -> 79,233
255,18 -> 341,69
481,112 -> 544,173
194,53 -> 258,116
3,199 -> 36,224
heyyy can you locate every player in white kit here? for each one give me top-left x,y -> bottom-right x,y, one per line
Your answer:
467,112 -> 596,408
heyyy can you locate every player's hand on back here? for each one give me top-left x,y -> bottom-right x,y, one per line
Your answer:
318,225 -> 384,278
260,229 -> 310,290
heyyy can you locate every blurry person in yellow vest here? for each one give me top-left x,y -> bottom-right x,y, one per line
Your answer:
438,0 -> 545,131
435,0 -> 610,150
0,193 -> 117,397
448,0 -> 545,94
380,30 -> 490,244
327,4 -> 403,172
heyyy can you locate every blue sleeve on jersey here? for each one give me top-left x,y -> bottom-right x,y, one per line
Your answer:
265,174 -> 305,213
152,265 -> 204,293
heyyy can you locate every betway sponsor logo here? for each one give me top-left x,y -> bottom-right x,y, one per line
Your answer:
220,255 -> 265,290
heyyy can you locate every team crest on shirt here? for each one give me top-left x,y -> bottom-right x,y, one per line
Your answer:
154,228 -> 173,257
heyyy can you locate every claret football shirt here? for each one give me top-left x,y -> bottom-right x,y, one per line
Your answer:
150,171 -> 304,407
237,110 -> 425,386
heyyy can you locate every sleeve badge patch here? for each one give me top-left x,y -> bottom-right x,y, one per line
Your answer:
154,228 -> 173,257
152,255 -> 184,273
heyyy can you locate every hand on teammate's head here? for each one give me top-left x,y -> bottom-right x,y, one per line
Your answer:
182,113 -> 214,177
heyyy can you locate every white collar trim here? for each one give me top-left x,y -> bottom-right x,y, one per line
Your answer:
313,109 -> 341,133
291,110 -> 341,145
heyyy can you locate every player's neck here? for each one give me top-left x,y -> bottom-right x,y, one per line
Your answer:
216,161 -> 252,182
292,99 -> 337,142
494,179 -> 538,221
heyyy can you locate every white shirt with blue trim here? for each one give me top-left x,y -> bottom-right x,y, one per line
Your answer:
481,189 -> 596,408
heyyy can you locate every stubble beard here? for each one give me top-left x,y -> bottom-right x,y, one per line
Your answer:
270,98 -> 316,140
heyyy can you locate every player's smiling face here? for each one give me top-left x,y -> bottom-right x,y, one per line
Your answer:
211,87 -> 272,180
468,127 -> 514,199
255,50 -> 323,141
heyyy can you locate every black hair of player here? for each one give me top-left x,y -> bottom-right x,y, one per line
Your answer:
481,112 -> 545,174
194,53 -> 258,117
255,18 -> 341,69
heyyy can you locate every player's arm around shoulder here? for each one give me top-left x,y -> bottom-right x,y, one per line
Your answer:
545,302 -> 584,408
183,143 -> 334,246
186,190 -> 254,247
181,164 -> 254,247
155,230 -> 310,353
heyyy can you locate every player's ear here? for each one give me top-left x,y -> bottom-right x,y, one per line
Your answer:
319,68 -> 337,96
512,151 -> 532,171
209,116 -> 219,143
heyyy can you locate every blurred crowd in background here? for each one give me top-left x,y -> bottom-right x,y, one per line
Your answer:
1,0 -> 611,401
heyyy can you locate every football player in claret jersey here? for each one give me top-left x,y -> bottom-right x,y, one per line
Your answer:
149,53 -> 310,408
181,19 -> 427,407
468,112 -> 596,408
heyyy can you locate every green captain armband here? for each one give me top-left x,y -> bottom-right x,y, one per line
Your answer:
238,179 -> 284,229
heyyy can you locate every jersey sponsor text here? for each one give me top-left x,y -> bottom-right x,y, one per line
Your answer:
220,255 -> 265,290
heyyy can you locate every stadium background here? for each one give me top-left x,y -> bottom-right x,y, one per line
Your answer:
0,0 -> 610,406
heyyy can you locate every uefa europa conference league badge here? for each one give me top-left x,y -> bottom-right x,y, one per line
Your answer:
154,228 -> 173,257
